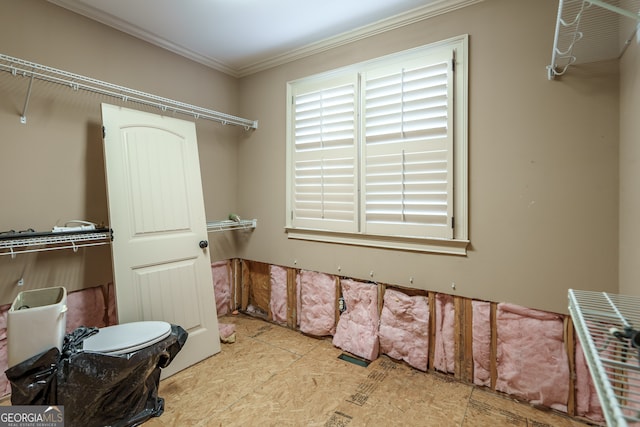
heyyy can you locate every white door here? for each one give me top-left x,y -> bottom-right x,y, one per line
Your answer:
101,103 -> 220,378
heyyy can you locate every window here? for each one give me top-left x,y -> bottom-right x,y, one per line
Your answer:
286,35 -> 468,255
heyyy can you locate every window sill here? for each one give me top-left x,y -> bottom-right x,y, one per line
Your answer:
285,228 -> 469,255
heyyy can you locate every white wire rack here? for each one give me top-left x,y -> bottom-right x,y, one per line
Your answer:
568,289 -> 640,426
0,229 -> 112,258
548,0 -> 640,79
0,53 -> 258,129
207,219 -> 257,232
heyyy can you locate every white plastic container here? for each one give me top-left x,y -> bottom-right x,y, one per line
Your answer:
7,286 -> 67,367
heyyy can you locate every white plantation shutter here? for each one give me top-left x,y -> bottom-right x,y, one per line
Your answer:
286,37 -> 468,252
292,82 -> 358,232
362,50 -> 454,238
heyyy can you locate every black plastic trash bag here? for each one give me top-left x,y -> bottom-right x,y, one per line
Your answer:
6,324 -> 187,427
62,326 -> 100,357
5,347 -> 59,406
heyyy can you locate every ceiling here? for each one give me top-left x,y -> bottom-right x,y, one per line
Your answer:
48,0 -> 481,77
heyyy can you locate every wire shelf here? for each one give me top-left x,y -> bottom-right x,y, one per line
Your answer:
207,219 -> 257,232
568,289 -> 640,426
0,229 -> 112,257
548,0 -> 640,79
0,53 -> 258,129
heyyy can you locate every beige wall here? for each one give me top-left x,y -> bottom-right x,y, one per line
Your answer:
0,0 -> 242,304
0,0 -> 623,313
237,0 -> 620,314
619,26 -> 640,296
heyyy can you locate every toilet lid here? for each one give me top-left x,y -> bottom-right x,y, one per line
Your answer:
82,321 -> 172,354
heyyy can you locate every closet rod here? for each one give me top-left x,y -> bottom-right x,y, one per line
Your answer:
0,53 -> 258,130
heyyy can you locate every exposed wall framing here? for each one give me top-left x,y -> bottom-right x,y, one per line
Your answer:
490,302 -> 498,390
241,260 -> 271,319
455,297 -> 474,383
220,259 -> 605,425
286,267 -> 298,329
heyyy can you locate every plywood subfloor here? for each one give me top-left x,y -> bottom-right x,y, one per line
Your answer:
146,314 -> 593,427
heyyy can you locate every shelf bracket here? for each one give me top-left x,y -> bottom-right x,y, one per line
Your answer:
20,72 -> 34,124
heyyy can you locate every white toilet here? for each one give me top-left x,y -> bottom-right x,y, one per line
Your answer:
7,286 -> 68,367
8,286 -> 173,366
81,321 -> 172,355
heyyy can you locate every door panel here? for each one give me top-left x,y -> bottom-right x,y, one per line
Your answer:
134,260 -> 202,327
102,103 -> 220,378
124,129 -> 191,234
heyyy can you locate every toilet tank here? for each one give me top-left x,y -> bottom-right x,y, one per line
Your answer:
7,286 -> 67,367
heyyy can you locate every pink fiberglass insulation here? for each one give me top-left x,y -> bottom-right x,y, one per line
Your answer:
212,261 -> 231,316
574,338 -> 604,423
270,265 -> 288,324
332,280 -> 379,361
298,270 -> 336,336
219,323 -> 236,340
472,300 -> 491,386
433,293 -> 455,374
0,304 -> 11,397
66,286 -> 107,333
495,303 -> 569,412
379,288 -> 429,371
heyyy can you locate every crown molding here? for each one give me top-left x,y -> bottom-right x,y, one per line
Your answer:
48,0 -> 239,76
48,0 -> 482,78
236,0 -> 483,77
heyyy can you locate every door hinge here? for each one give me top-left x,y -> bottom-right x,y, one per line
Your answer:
102,126 -> 105,139
451,216 -> 455,229
451,58 -> 455,72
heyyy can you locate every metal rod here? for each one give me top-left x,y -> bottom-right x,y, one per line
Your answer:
0,241 -> 110,257
604,291 -> 632,329
587,0 -> 640,21
0,53 -> 258,129
20,73 -> 34,124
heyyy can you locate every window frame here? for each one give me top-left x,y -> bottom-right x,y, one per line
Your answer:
285,35 -> 469,255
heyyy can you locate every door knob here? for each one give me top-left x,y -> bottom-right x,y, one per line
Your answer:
199,240 -> 209,249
